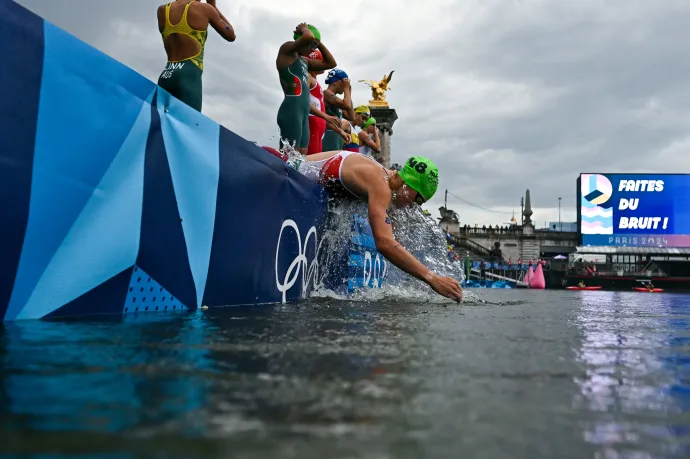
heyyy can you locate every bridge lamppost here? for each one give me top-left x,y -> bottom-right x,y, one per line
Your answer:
558,197 -> 562,231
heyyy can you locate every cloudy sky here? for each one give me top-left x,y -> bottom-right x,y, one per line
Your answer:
16,0 -> 690,228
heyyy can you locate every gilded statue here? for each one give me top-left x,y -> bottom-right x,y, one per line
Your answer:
359,70 -> 394,106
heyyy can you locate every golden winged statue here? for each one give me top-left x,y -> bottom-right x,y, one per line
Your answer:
359,70 -> 394,106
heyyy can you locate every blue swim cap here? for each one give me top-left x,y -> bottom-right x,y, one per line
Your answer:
325,68 -> 348,84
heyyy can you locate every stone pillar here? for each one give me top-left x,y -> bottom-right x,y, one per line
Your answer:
523,189 -> 533,226
520,189 -> 539,260
370,107 -> 398,168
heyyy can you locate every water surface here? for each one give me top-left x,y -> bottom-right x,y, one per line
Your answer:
2,290 -> 690,458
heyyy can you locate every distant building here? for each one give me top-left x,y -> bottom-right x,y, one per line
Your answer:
547,222 -> 577,232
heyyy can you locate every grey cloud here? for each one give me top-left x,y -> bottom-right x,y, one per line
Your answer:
15,0 -> 690,225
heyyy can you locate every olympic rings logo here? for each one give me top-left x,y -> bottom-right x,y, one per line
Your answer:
275,219 -> 321,303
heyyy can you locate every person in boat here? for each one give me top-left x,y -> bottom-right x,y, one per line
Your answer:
647,282 -> 655,291
306,49 -> 348,154
578,281 -> 586,288
262,148 -> 462,302
157,0 -> 236,112
277,24 -> 337,155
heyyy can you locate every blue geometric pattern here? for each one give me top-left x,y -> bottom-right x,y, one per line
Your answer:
12,95 -> 152,320
124,266 -> 187,314
0,0 -> 387,321
156,90 -> 220,309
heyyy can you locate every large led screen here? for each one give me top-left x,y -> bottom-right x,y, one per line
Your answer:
578,174 -> 690,247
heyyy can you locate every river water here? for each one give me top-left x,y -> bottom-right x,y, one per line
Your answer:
2,289 -> 690,458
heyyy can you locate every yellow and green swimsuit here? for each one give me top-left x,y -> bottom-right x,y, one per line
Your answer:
157,1 -> 207,112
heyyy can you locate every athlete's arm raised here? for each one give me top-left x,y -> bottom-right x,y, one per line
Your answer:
202,3 -> 236,41
307,41 -> 337,71
358,129 -> 381,152
323,89 -> 351,110
367,180 -> 463,302
341,82 -> 355,121
277,24 -> 315,68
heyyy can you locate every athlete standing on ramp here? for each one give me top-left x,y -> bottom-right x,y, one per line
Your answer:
306,49 -> 348,154
277,24 -> 337,155
262,148 -> 463,303
157,0 -> 236,112
322,70 -> 356,152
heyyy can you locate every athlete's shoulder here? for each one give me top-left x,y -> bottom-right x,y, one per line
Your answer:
191,2 -> 214,15
156,4 -> 167,29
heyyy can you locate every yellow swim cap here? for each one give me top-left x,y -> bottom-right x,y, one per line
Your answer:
355,105 -> 370,115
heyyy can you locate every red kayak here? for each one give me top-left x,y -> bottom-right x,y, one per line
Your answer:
566,286 -> 602,290
634,287 -> 664,293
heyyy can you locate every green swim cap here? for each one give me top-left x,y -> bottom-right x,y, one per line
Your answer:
362,117 -> 376,129
293,24 -> 321,41
397,156 -> 439,202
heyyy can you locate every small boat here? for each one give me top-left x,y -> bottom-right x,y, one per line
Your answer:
634,287 -> 664,293
566,286 -> 602,291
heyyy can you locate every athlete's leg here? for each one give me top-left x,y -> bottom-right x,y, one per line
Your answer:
277,98 -> 304,150
307,119 -> 324,155
297,111 -> 310,155
261,146 -> 289,162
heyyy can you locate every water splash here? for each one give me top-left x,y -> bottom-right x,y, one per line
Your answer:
274,146 -> 475,304
313,198 -> 477,304
279,138 -> 301,161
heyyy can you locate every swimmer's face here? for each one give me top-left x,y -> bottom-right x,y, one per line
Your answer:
392,183 -> 426,207
299,40 -> 319,56
333,80 -> 346,93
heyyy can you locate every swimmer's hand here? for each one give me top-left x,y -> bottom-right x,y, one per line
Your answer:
424,272 -> 463,303
295,23 -> 310,35
325,114 -> 340,126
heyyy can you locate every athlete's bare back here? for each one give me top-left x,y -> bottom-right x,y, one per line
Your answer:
304,150 -> 391,200
157,0 -> 235,62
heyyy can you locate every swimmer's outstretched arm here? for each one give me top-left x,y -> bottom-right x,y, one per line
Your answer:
367,185 -> 463,302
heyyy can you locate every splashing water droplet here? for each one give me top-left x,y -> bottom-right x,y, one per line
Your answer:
308,200 -> 469,305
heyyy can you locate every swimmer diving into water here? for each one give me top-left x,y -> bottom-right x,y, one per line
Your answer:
157,0 -> 236,112
277,24 -> 337,155
262,148 -> 463,303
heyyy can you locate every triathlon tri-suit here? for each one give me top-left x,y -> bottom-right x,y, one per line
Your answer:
277,56 -> 310,149
322,95 -> 343,151
307,79 -> 326,155
343,121 -> 360,152
260,147 -> 389,198
158,1 -> 207,112
286,151 -> 387,199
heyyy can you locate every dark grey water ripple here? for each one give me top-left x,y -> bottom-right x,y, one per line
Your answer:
2,290 -> 690,459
